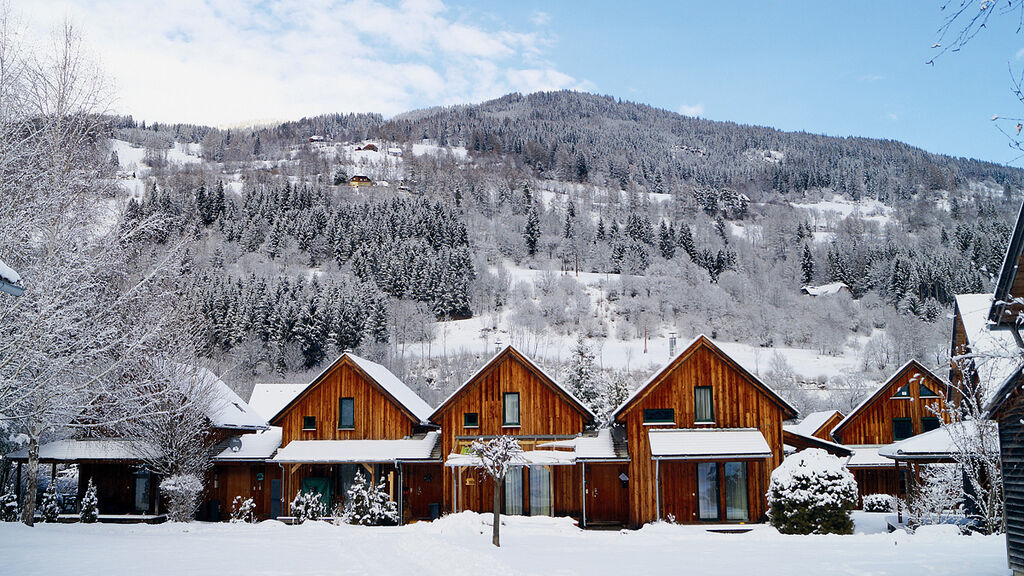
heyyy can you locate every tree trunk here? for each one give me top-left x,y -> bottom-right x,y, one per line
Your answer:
21,436 -> 38,526
492,475 -> 501,547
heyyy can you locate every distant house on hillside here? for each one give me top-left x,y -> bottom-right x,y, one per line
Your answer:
362,143 -> 378,152
308,135 -> 325,143
348,175 -> 372,187
0,258 -> 23,296
387,147 -> 403,157
801,282 -> 851,297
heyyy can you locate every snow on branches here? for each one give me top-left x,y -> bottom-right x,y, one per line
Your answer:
767,448 -> 858,535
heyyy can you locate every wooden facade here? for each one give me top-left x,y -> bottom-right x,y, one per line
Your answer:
808,411 -> 844,441
987,369 -> 1024,575
430,346 -> 595,518
613,335 -> 797,527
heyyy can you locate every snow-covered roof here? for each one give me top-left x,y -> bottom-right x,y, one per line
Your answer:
188,365 -> 269,431
5,439 -> 145,462
272,431 -> 439,463
956,293 -> 1024,406
275,353 -> 433,425
214,428 -> 283,461
801,282 -> 850,297
536,428 -> 629,461
878,421 -> 998,462
444,449 -> 577,467
781,427 -> 853,457
248,383 -> 307,421
647,428 -> 772,460
784,410 -> 842,437
0,258 -> 20,284
844,445 -> 895,468
831,359 -> 943,440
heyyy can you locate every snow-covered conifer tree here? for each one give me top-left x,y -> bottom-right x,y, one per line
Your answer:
341,471 -> 398,526
79,479 -> 98,523
39,483 -> 60,523
562,335 -> 601,414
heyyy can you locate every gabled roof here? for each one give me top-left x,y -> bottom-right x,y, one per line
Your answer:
989,198 -> 1024,324
191,365 -> 269,431
269,353 -> 434,426
830,359 -> 945,440
613,335 -> 798,421
784,410 -> 843,438
6,439 -> 146,463
248,383 -> 307,421
781,428 -> 853,457
984,364 -> 1024,418
429,345 -> 596,424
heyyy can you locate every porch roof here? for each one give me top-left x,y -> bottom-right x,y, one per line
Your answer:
844,445 -> 896,468
271,431 -> 440,464
444,449 -> 577,467
648,428 -> 772,460
536,427 -> 629,461
5,439 -> 146,463
214,427 -> 283,462
877,421 -> 997,462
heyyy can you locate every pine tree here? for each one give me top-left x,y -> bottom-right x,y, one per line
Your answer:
80,479 -> 98,523
39,483 -> 60,522
524,204 -> 540,256
563,335 -> 601,413
563,201 -> 576,239
677,224 -> 695,259
801,244 -> 815,285
0,492 -> 18,522
658,221 -> 675,259
596,217 -> 606,241
341,471 -> 399,526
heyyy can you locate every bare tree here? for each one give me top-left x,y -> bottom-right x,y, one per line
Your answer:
470,436 -> 525,547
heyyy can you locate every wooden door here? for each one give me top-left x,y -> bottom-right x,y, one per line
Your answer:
585,463 -> 628,525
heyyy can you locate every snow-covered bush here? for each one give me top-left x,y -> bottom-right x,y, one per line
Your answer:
229,496 -> 256,524
340,472 -> 398,526
0,492 -> 18,522
290,490 -> 326,523
39,483 -> 60,522
79,479 -> 98,523
862,493 -> 894,513
160,474 -> 203,522
767,449 -> 858,535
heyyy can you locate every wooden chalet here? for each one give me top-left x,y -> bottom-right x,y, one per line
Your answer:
429,345 -> 598,521
986,368 -> 1024,574
267,353 -> 443,524
613,335 -> 797,527
348,175 -> 372,187
830,360 -> 948,501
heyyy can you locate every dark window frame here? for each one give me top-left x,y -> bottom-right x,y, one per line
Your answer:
892,383 -> 911,398
302,416 -> 317,431
694,386 -> 714,423
503,392 -> 521,426
919,383 -> 942,398
643,408 -> 675,424
892,417 -> 914,441
338,397 -> 355,429
922,417 -> 941,433
464,412 -> 479,428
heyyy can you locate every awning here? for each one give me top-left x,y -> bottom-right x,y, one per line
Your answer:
214,428 -> 283,462
5,439 -> 148,463
272,431 -> 439,464
878,421 -> 998,463
844,445 -> 896,468
648,428 -> 772,460
444,449 -> 577,467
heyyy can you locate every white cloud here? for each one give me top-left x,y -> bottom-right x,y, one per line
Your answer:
530,10 -> 551,26
679,102 -> 704,117
19,0 -> 582,125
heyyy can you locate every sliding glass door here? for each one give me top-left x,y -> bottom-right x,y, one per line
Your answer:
697,462 -> 719,521
529,466 -> 552,516
504,467 -> 524,515
724,462 -> 749,521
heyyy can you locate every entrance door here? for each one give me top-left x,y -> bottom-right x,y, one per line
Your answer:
133,470 -> 151,513
697,462 -> 719,521
270,479 -> 281,518
585,463 -> 628,524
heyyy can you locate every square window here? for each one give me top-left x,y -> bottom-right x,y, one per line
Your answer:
922,417 -> 941,433
893,418 -> 913,441
643,408 -> 674,424
695,386 -> 714,423
464,412 -> 479,428
503,393 -> 520,426
339,397 -> 354,429
302,416 -> 316,431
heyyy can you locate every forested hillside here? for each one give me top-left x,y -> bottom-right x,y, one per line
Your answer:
100,90 -> 1022,416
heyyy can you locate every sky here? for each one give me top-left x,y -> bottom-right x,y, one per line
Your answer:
17,0 -> 1024,164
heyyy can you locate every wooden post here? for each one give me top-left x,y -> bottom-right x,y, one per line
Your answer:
895,460 -> 902,524
50,463 -> 56,483
15,462 -> 21,504
655,459 -> 661,522
581,463 -> 587,528
396,464 -> 403,526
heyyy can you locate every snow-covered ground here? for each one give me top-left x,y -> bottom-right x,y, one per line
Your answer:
792,195 -> 894,228
0,512 -> 1006,576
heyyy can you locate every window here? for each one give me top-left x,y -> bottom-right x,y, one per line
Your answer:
724,462 -> 749,521
338,397 -> 355,429
892,383 -> 910,398
503,393 -> 520,426
697,462 -> 719,521
893,418 -> 914,441
302,416 -> 316,431
922,417 -> 941,433
529,466 -> 552,516
643,408 -> 675,424
504,467 -> 524,515
919,383 -> 942,398
463,412 -> 479,428
695,386 -> 714,423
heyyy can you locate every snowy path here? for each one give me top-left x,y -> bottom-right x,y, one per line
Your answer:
0,513 -> 1008,576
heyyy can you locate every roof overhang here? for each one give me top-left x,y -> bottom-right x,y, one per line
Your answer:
271,432 -> 439,464
648,428 -> 772,461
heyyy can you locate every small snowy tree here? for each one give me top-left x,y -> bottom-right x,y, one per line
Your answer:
562,335 -> 601,414
599,370 -> 632,425
160,474 -> 204,522
79,479 -> 98,523
229,496 -> 256,524
470,436 -> 525,547
905,463 -> 964,529
341,471 -> 398,526
767,448 -> 858,535
862,493 -> 895,513
39,483 -> 60,523
0,491 -> 18,521
290,490 -> 326,523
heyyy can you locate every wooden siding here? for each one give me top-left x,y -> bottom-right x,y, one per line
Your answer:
850,468 -> 899,502
997,388 -> 1024,573
811,411 -> 844,441
433,348 -> 590,516
833,361 -> 948,445
207,463 -> 278,521
616,338 -> 789,527
950,305 -> 973,394
275,359 -> 417,445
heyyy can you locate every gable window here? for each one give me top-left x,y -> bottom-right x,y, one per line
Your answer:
503,393 -> 520,426
464,412 -> 479,428
892,383 -> 911,398
919,383 -> 942,398
302,416 -> 316,431
893,418 -> 913,441
643,408 -> 674,424
922,417 -> 941,433
695,386 -> 714,423
338,397 -> 355,429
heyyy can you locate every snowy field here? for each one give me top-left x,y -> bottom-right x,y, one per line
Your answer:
0,512 -> 1007,576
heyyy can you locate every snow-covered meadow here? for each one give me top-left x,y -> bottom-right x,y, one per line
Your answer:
0,512 -> 1008,576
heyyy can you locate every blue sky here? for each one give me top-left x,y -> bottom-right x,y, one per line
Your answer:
24,1 -> 1024,164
